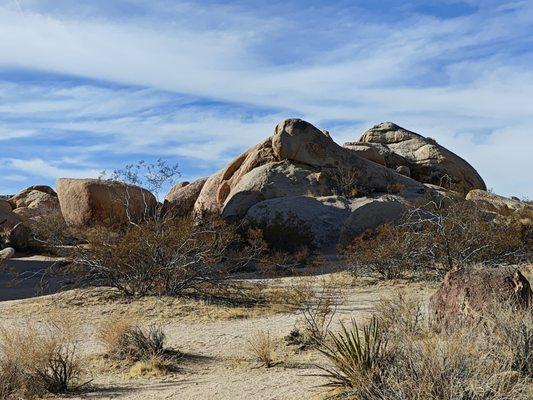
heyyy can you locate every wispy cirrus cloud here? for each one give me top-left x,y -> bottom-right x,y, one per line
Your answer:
0,0 -> 531,197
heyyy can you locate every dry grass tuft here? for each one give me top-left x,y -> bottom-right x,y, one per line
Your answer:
98,317 -> 179,376
0,315 -> 86,398
248,331 -> 276,368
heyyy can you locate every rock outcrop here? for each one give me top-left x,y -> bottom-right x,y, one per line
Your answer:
8,185 -> 61,222
466,190 -> 531,213
56,178 -> 157,228
246,194 -> 406,252
345,122 -> 486,193
163,178 -> 207,217
429,267 -> 531,325
193,119 -> 462,250
0,208 -> 30,250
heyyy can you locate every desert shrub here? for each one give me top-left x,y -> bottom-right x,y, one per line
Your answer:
328,167 -> 372,198
248,330 -> 275,368
345,223 -> 413,279
98,318 -> 166,362
318,295 -> 533,399
288,285 -> 338,349
0,317 -> 85,398
30,211 -> 82,254
345,198 -> 530,278
71,216 -> 260,297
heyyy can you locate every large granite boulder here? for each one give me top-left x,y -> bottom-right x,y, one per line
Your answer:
246,195 -> 406,252
0,207 -> 21,230
466,190 -> 532,213
345,122 -> 486,193
56,178 -> 157,228
0,208 -> 31,250
429,267 -> 531,325
0,199 -> 12,213
163,178 -> 208,217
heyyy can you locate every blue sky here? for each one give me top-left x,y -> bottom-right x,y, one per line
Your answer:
0,0 -> 532,198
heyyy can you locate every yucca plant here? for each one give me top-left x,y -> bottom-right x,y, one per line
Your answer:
317,316 -> 387,388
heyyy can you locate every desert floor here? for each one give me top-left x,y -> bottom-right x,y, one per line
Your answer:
0,256 -> 440,400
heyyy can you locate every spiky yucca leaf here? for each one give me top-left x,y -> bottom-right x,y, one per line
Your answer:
316,316 -> 387,388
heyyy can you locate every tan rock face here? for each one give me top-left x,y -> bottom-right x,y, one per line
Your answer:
56,178 -> 157,228
466,189 -> 531,213
163,178 -> 207,217
429,268 -> 531,326
0,207 -> 22,230
349,122 -> 486,193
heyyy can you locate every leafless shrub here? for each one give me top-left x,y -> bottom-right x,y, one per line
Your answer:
69,216 -> 262,298
328,167 -> 371,198
289,285 -> 338,349
345,198 -> 530,278
248,331 -> 275,368
0,316 -> 86,398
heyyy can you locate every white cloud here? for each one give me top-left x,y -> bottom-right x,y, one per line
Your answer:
0,1 -> 531,197
4,158 -> 100,180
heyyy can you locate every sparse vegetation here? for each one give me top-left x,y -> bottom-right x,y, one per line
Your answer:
98,317 -> 178,376
70,216 -> 261,298
317,316 -> 387,390
345,198 -> 531,278
318,295 -> 533,399
248,330 -> 275,368
329,167 -> 371,198
0,315 -> 86,398
288,285 -> 338,349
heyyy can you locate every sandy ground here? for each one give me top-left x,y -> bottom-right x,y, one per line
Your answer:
0,262 -> 438,400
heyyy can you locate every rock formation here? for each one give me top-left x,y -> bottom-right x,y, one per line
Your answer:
344,122 -> 486,193
163,178 -> 207,216
193,119 -> 470,251
429,267 -> 531,325
56,178 -> 157,228
8,185 -> 61,222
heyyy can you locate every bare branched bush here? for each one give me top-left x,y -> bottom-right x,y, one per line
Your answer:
345,198 -> 530,278
289,285 -> 338,349
328,167 -> 371,198
70,216 -> 261,298
0,316 -> 86,398
248,331 -> 275,368
318,295 -> 533,399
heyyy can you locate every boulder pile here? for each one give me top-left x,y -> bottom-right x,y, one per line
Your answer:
191,119 -> 482,250
3,118 -> 513,254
